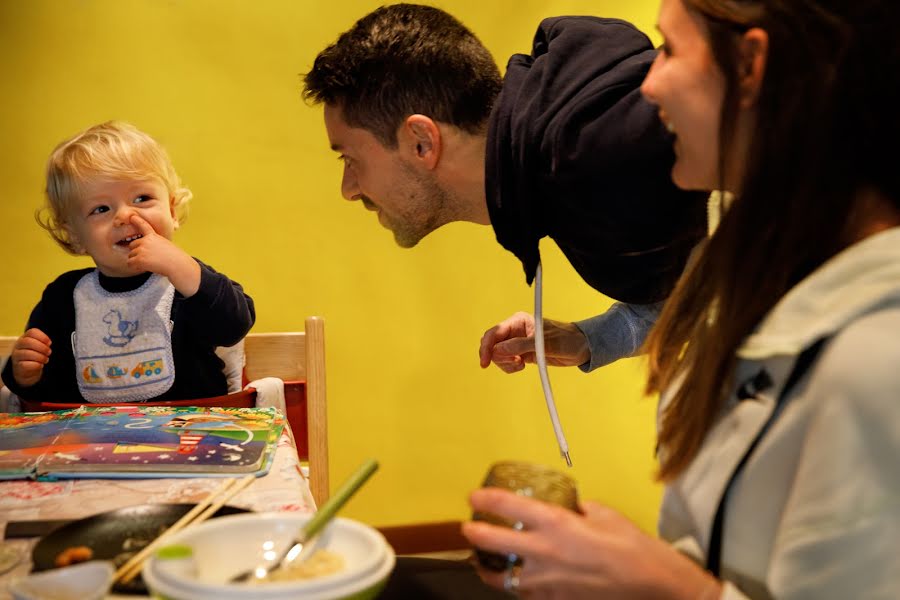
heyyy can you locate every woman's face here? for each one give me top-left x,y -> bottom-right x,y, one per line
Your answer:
641,0 -> 728,191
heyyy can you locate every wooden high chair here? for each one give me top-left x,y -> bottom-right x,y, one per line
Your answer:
0,316 -> 329,507
243,318 -> 329,505
0,336 -> 15,414
0,337 -> 12,364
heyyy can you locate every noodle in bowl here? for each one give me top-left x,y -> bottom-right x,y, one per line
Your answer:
142,513 -> 394,600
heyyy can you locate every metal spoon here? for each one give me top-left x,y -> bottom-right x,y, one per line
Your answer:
230,459 -> 378,583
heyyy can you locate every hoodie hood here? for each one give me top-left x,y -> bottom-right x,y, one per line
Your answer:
485,16 -> 706,304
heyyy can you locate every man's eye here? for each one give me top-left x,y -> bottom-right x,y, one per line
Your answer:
89,205 -> 109,216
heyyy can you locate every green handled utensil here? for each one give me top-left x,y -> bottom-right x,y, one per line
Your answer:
231,459 -> 379,583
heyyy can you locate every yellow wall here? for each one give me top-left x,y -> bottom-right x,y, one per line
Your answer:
0,1 -> 665,531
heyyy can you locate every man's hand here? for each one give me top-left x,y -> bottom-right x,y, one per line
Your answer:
11,328 -> 52,387
127,214 -> 200,296
478,312 -> 590,373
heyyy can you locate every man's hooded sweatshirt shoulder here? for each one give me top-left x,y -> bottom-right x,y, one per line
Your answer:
486,16 -> 706,304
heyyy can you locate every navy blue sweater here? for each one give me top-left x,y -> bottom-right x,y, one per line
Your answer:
486,16 -> 706,304
1,260 -> 255,403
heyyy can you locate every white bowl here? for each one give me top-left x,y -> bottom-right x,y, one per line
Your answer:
142,513 -> 395,600
10,560 -> 114,600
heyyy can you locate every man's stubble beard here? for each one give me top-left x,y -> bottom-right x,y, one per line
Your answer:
390,165 -> 454,248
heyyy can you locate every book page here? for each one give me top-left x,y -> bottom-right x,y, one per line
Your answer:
1,406 -> 284,479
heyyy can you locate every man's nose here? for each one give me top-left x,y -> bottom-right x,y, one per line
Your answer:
341,166 -> 360,201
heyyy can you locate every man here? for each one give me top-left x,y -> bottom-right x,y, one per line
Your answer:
303,4 -> 706,372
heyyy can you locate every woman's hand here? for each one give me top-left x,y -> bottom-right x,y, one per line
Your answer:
478,312 -> 590,373
462,487 -> 721,600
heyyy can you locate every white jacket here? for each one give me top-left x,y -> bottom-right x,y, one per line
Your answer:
659,227 -> 900,600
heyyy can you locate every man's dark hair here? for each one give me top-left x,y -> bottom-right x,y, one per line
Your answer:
303,3 -> 502,147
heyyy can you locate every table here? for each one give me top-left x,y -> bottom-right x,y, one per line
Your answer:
380,557 -> 514,600
0,429 -> 315,599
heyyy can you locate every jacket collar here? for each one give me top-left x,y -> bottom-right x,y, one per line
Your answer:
739,227 -> 900,360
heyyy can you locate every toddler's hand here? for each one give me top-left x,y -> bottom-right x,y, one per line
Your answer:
11,328 -> 52,387
126,214 -> 188,277
127,214 -> 200,296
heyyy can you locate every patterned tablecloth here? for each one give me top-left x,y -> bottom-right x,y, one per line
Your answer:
0,429 -> 316,599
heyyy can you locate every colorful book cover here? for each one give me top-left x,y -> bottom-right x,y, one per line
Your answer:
0,406 -> 284,480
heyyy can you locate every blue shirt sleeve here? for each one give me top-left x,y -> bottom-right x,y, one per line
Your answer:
573,301 -> 662,372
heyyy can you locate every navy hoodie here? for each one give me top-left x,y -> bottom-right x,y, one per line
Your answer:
485,16 -> 707,304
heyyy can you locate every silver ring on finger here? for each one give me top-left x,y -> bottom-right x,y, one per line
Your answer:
503,564 -> 522,593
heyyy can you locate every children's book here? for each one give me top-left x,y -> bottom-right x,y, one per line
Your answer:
0,406 -> 284,480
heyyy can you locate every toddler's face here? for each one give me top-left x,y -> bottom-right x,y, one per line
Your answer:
64,177 -> 177,277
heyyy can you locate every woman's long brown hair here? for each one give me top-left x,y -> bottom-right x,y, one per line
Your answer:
645,0 -> 900,480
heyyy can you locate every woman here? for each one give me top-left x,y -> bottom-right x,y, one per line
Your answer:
462,0 -> 900,598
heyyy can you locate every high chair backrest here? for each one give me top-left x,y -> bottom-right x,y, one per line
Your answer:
0,317 -> 329,506
0,337 -> 14,411
244,317 -> 329,505
0,337 -> 13,366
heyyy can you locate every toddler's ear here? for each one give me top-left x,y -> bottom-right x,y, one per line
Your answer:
170,195 -> 179,230
62,223 -> 85,254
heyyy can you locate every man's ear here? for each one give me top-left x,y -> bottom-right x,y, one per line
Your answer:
401,114 -> 441,170
738,28 -> 768,109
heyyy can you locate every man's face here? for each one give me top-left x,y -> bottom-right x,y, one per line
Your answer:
323,103 -> 449,248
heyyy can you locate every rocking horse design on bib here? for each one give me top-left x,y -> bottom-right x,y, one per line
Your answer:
102,309 -> 139,348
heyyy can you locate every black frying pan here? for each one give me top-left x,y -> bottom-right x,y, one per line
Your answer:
31,503 -> 249,595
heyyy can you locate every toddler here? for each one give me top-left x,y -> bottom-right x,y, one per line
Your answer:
1,121 -> 255,403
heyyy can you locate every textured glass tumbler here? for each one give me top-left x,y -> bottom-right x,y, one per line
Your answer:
472,460 -> 579,571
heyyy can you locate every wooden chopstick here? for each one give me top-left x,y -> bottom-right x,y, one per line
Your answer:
114,477 -> 238,584
114,474 -> 256,584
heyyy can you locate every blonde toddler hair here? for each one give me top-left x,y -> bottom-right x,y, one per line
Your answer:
38,121 -> 192,254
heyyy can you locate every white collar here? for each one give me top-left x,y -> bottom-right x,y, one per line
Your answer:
738,227 -> 900,359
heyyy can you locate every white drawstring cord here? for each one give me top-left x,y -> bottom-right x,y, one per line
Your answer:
534,261 -> 572,467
